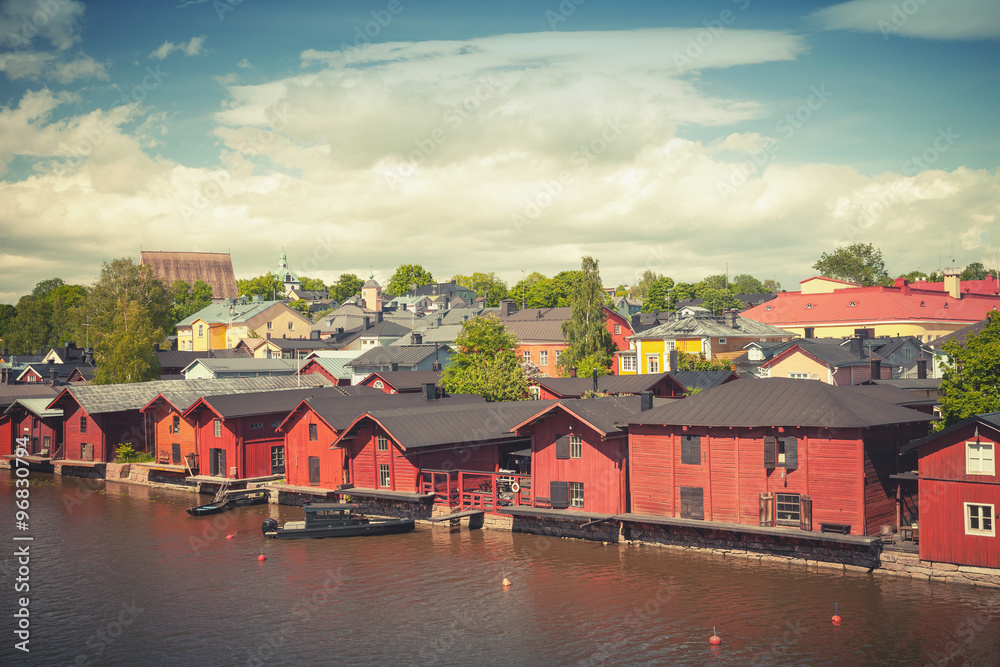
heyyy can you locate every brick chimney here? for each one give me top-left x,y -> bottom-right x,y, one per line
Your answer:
668,350 -> 678,373
640,391 -> 654,411
917,357 -> 928,379
943,268 -> 961,299
499,300 -> 515,317
870,358 -> 881,380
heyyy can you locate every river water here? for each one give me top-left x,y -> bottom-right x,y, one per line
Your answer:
2,471 -> 999,666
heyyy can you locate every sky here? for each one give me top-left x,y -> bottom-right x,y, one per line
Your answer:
0,0 -> 998,303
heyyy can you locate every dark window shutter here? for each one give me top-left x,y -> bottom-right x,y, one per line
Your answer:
308,456 -> 320,485
550,481 -> 569,509
220,449 -> 227,477
209,448 -> 218,476
679,487 -> 704,520
799,495 -> 812,531
782,436 -> 798,470
681,435 -> 701,465
555,435 -> 569,459
759,492 -> 774,527
171,443 -> 181,464
764,436 -> 776,469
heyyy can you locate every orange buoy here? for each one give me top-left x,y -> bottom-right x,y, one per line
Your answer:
709,627 -> 722,645
502,577 -> 511,587
226,534 -> 234,540
832,602 -> 841,624
832,615 -> 841,624
257,554 -> 266,562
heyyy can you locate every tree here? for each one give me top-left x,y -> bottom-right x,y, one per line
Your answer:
668,282 -> 697,309
330,273 -> 364,303
440,316 -> 529,401
762,279 -> 782,293
387,264 -> 434,298
552,270 -> 584,307
170,280 -> 213,323
731,274 -> 766,294
677,351 -> 734,372
510,272 -> 545,308
699,288 -> 742,314
960,262 -> 997,282
696,274 -> 729,294
31,277 -> 65,296
557,257 -> 616,377
0,303 -> 16,340
812,243 -> 889,286
289,299 -> 310,316
450,272 -> 509,307
938,311 -> 1000,428
641,276 -> 674,313
45,283 -> 87,345
4,295 -> 53,354
298,276 -> 327,292
238,274 -> 283,300
84,258 -> 172,384
629,270 -> 660,299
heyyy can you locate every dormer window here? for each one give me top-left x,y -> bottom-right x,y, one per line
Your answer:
765,306 -> 772,311
920,301 -> 925,307
944,302 -> 949,308
805,304 -> 814,309
848,302 -> 856,307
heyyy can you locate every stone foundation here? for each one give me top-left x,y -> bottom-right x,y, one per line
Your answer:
510,516 -> 620,543
338,493 -> 435,520
877,550 -> 1000,588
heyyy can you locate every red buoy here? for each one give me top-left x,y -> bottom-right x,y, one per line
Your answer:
709,626 -> 722,645
832,615 -> 841,625
226,534 -> 234,540
257,554 -> 266,562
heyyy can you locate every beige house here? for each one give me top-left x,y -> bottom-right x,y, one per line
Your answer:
176,297 -> 313,352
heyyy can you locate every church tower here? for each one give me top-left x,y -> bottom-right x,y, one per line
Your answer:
362,270 -> 382,312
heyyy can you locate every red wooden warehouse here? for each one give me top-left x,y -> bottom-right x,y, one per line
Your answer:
902,412 -> 1000,568
4,398 -> 63,457
628,378 -> 934,536
530,373 -> 685,401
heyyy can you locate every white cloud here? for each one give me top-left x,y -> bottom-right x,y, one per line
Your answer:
148,35 -> 207,60
237,58 -> 252,69
814,0 -> 1000,40
0,0 -> 106,82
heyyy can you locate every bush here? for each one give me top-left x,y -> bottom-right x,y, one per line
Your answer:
115,443 -> 153,463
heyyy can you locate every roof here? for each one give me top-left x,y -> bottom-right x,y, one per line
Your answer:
742,284 -> 1000,327
347,345 -> 443,368
184,385 -> 373,419
0,383 -> 60,408
531,373 -> 684,398
631,313 -> 794,340
182,358 -> 298,375
502,319 -> 567,343
361,370 -> 443,391
139,251 -> 238,299
359,320 -> 411,339
54,375 -> 334,415
901,411 -> 1000,454
511,396 -> 642,436
300,357 -> 356,381
17,362 -> 94,381
669,370 -> 740,392
837,384 -> 939,408
927,318 -> 989,349
297,391 -> 486,432
4,398 -> 62,419
760,339 -> 896,370
630,377 -> 935,428
176,299 -> 290,327
863,378 -> 942,391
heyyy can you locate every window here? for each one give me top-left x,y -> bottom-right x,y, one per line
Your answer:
528,386 -> 541,400
379,464 -> 391,488
377,435 -> 389,451
198,324 -> 204,338
271,421 -> 281,429
775,493 -> 801,525
540,351 -> 548,366
965,503 -> 994,536
555,435 -> 569,459
622,355 -> 636,372
569,482 -> 584,508
287,321 -> 294,330
788,373 -> 809,379
308,423 -> 318,441
569,435 -> 582,459
171,443 -> 181,464
967,442 -> 995,475
614,324 -> 621,335
80,416 -> 87,434
681,434 -> 701,465
647,355 -> 659,374
271,446 -> 285,474
267,321 -> 273,330
250,422 -> 263,430
748,348 -> 763,361
555,350 -> 561,360
666,341 -> 676,351
523,351 -> 531,363
679,486 -> 704,520
42,435 -> 50,450
718,338 -> 727,345
172,416 -> 180,434
213,419 -> 222,438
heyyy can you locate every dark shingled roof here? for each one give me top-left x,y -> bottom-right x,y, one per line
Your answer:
532,373 -> 684,398
0,383 -> 61,408
630,377 -> 935,428
838,384 -> 939,409
348,345 -> 442,368
188,385 -> 360,418
669,370 -> 740,392
902,411 -> 1000,454
864,378 -> 942,391
18,363 -> 94,382
361,370 -> 442,390
513,396 -> 643,435
140,251 -> 238,299
304,392 -> 486,432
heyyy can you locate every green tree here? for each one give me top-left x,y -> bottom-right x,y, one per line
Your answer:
677,351 -> 734,372
510,272 -> 545,308
696,274 -> 729,294
84,258 -> 172,384
0,303 -> 16,340
31,277 -> 65,297
170,279 -> 213,323
450,272 -> 509,307
330,273 -> 364,303
387,264 -> 434,297
552,270 -> 584,307
629,270 -> 660,299
298,276 -> 327,292
46,283 -> 87,345
289,299 -> 310,316
762,279 -> 781,293
238,274 -> 283,300
557,257 -> 616,377
699,288 -> 742,314
641,276 -> 674,313
938,311 -> 1000,428
668,282 -> 697,309
5,295 -> 53,354
960,262 -> 996,281
812,243 -> 889,286
440,316 -> 529,401
731,274 -> 766,294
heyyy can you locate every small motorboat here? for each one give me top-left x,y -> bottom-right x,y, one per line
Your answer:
261,503 -> 414,539
186,488 -> 270,516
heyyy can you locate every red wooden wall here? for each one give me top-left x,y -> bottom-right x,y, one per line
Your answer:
194,410 -> 238,478
58,400 -> 109,462
281,406 -> 345,489
0,416 -> 12,457
345,422 -> 417,492
8,410 -> 60,456
145,400 -> 198,468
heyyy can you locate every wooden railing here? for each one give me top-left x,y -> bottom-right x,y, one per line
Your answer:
419,470 -> 533,514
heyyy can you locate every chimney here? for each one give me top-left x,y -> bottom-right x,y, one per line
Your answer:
311,330 -> 320,341
50,368 -> 58,385
724,309 -> 738,329
499,300 -> 515,317
640,391 -> 654,412
435,316 -> 442,328
894,277 -> 911,295
431,359 -> 441,372
804,327 -> 815,339
870,358 -> 881,380
376,311 -> 383,323
631,313 -> 640,328
569,367 -> 577,378
363,316 -> 371,330
917,358 -> 928,379
592,369 -> 599,394
850,337 -> 864,359
390,362 -> 399,372
153,343 -> 160,352
422,382 -> 437,401
668,350 -> 678,373
337,327 -> 344,334
411,332 -> 423,345
943,268 -> 961,299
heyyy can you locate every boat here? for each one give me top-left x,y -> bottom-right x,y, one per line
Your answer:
186,488 -> 270,516
261,503 -> 415,539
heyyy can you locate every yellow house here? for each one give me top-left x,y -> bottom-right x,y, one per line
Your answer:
176,297 -> 313,352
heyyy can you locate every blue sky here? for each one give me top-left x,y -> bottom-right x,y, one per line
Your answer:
1,0 -> 998,302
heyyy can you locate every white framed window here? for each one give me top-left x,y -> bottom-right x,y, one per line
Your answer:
570,435 -> 582,459
614,324 -> 621,335
288,321 -> 294,330
379,464 -> 391,488
555,350 -> 561,361
523,351 -> 531,363
540,351 -> 548,366
788,373 -> 809,379
377,435 -> 389,451
250,422 -> 263,430
267,321 -> 273,330
373,380 -> 384,389
666,341 -> 676,351
569,482 -> 584,508
776,493 -> 800,525
965,503 -> 994,536
647,355 -> 659,374
967,442 -> 995,475
197,324 -> 204,338
748,347 -> 763,361
622,355 -> 636,372
528,386 -> 541,400
213,419 -> 222,438
718,338 -> 727,345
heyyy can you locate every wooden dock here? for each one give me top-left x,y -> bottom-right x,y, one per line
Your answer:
427,509 -> 485,523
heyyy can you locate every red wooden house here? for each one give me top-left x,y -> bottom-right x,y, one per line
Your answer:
0,382 -> 60,460
901,412 -> 1000,568
509,396 -> 650,514
141,394 -> 201,469
628,378 -> 934,536
295,357 -> 353,386
530,373 -> 685,400
47,385 -> 157,464
4,399 -> 62,457
357,370 -> 443,395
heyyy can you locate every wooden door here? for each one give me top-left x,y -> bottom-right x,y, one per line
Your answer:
308,456 -> 321,486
